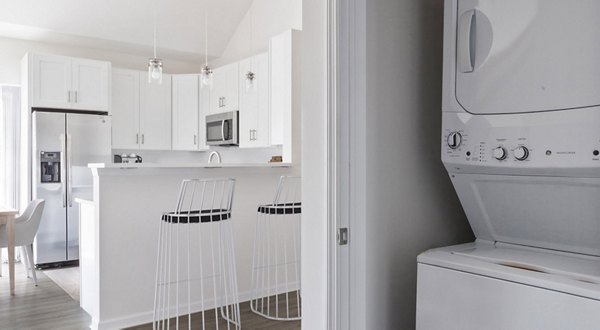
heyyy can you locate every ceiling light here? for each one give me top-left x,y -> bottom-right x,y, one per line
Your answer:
148,10 -> 163,84
200,11 -> 213,89
245,5 -> 256,91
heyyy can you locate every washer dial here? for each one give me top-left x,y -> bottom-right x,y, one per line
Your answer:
447,132 -> 462,149
513,146 -> 529,161
493,147 -> 507,160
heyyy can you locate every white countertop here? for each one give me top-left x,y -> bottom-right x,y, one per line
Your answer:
88,162 -> 292,169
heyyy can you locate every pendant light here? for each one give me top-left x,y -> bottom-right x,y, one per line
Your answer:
148,9 -> 163,84
245,5 -> 256,91
200,11 -> 213,89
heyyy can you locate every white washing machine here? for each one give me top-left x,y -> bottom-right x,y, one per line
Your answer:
417,0 -> 600,329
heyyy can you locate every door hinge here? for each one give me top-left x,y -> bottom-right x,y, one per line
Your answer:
337,228 -> 348,246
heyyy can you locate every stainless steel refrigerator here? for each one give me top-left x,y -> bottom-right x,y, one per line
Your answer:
32,110 -> 111,267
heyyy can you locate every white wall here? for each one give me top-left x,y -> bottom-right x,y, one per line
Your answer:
300,0 -> 328,329
361,0 -> 473,328
0,36 -> 201,85
210,0 -> 302,67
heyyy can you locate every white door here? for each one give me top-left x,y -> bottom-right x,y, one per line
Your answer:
455,0 -> 600,114
198,81 -> 210,150
172,75 -> 199,151
31,54 -> 72,109
111,69 -> 140,150
71,59 -> 110,112
270,32 -> 291,145
140,74 -> 172,150
239,53 -> 270,148
211,63 -> 239,114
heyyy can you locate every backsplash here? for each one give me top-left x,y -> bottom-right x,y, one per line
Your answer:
113,145 -> 283,164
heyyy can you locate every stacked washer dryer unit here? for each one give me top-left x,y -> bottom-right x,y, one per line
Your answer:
416,0 -> 600,329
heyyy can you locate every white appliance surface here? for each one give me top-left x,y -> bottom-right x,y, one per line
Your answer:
451,0 -> 600,115
418,0 -> 600,328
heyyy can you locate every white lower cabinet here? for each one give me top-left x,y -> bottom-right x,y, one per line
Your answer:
111,68 -> 172,151
172,75 -> 209,151
239,53 -> 270,148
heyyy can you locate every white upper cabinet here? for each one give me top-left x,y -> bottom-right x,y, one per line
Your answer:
210,62 -> 239,114
172,75 -> 201,151
29,53 -> 110,112
199,82 -> 210,150
239,53 -> 270,148
71,59 -> 110,111
111,69 -> 140,150
455,0 -> 600,115
31,54 -> 71,109
140,74 -> 172,150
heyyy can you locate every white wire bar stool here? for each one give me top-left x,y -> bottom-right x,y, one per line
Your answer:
153,178 -> 241,330
250,176 -> 302,321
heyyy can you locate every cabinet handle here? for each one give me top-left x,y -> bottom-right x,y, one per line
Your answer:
74,91 -> 78,103
68,91 -> 71,103
142,134 -> 145,144
194,134 -> 197,145
222,97 -> 226,108
254,129 -> 257,141
136,133 -> 139,144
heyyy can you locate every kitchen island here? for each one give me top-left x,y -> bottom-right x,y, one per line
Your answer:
79,163 -> 298,330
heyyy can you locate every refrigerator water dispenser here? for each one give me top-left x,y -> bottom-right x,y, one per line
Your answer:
40,151 -> 61,183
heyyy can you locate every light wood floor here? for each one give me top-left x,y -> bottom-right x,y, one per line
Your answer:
0,262 -> 90,329
128,300 -> 301,330
2,262 -> 301,330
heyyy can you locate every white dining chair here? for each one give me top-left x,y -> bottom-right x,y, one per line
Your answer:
0,199 -> 45,286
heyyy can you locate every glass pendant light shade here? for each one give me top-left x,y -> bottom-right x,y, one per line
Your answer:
148,58 -> 163,84
245,71 -> 256,91
200,65 -> 213,89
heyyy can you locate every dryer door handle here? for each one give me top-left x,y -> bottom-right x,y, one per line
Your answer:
457,9 -> 476,73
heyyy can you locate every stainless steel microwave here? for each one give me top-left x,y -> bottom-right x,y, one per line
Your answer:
206,111 -> 239,146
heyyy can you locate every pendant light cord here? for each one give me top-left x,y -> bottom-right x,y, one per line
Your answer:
153,9 -> 157,58
204,11 -> 209,67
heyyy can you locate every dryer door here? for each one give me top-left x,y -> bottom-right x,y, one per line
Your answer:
455,0 -> 600,115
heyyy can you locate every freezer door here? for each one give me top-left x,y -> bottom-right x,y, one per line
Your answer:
32,111 -> 68,265
66,113 -> 111,260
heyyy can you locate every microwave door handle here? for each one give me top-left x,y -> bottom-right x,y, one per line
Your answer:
221,120 -> 226,141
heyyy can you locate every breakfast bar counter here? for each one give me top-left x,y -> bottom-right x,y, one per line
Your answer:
80,163 -> 298,330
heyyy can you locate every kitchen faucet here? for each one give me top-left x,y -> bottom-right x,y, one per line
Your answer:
208,151 -> 222,164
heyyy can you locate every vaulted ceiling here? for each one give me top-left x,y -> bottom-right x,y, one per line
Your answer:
0,0 -> 253,62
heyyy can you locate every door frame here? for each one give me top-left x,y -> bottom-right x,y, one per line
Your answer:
327,0 -> 367,328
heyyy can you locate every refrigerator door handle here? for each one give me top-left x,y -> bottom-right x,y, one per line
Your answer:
60,134 -> 67,208
67,134 -> 73,207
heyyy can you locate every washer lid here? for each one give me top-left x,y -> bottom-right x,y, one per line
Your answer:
455,0 -> 600,115
418,242 -> 600,301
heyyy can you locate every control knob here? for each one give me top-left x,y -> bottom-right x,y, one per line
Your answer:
513,146 -> 529,161
493,147 -> 507,160
447,132 -> 462,149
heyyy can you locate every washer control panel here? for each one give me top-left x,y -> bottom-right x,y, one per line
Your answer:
442,111 -> 600,170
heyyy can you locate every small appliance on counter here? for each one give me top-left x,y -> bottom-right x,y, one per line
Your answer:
114,153 -> 143,164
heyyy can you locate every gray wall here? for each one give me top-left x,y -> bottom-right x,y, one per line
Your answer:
364,0 -> 473,328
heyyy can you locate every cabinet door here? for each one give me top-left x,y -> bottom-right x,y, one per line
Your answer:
222,62 -> 240,112
270,32 -> 291,146
71,59 -> 110,112
172,75 -> 199,151
210,63 -> 239,114
140,74 -> 172,150
198,82 -> 210,150
239,53 -> 270,148
111,69 -> 140,150
31,54 -> 72,109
